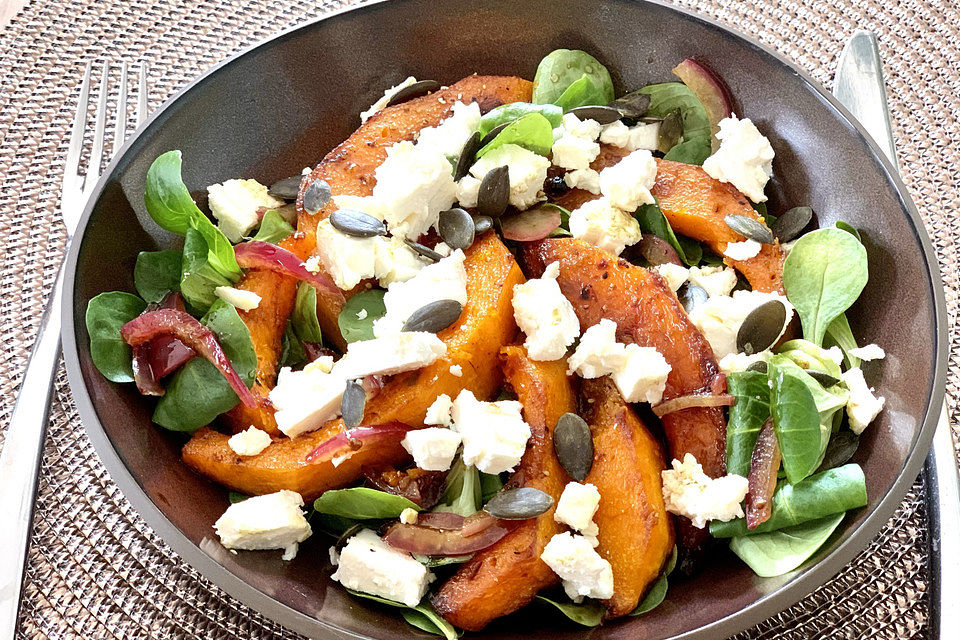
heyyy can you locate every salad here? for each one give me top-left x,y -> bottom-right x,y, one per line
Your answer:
85,49 -> 887,634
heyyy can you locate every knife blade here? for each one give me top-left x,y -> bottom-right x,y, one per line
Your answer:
833,29 -> 958,640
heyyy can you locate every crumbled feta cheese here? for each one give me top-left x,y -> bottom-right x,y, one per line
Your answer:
841,367 -> 886,434
612,344 -> 672,404
723,239 -> 763,261
568,197 -> 643,256
661,454 -> 749,528
315,219 -> 381,290
207,178 -> 285,242
401,427 -> 462,471
564,168 -> 601,194
540,532 -> 614,602
374,234 -> 429,286
455,175 -> 481,208
329,545 -> 340,566
333,194 -> 389,221
824,346 -> 844,365
303,255 -> 322,274
269,365 -> 346,437
599,120 -> 659,151
599,120 -> 630,147
848,344 -> 886,361
228,426 -> 272,457
554,482 -> 601,538
598,149 -> 657,211
449,365 -> 463,377
451,390 -> 531,474
689,290 -> 794,360
552,132 -> 601,170
360,76 -> 417,123
702,115 -> 775,203
214,490 -> 312,560
567,319 -> 627,378
512,261 -> 580,361
655,263 -> 689,292
373,250 -> 468,336
687,265 -> 738,298
415,101 -> 482,159
434,242 -> 453,257
332,529 -> 434,606
469,144 -> 551,210
559,113 -> 602,141
333,332 -> 447,379
718,350 -> 771,375
373,140 -> 457,239
214,286 -> 262,311
357,309 -> 368,320
305,355 -> 335,374
400,508 -> 419,525
424,394 -> 454,426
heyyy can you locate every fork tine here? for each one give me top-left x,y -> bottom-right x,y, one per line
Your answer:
137,62 -> 149,126
62,61 -> 92,196
83,61 -> 109,198
112,61 -> 128,158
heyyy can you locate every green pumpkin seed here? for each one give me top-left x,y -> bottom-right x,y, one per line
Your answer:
438,208 -> 475,250
567,105 -> 622,125
385,80 -> 441,107
402,299 -> 463,333
473,215 -> 494,235
816,431 -> 859,473
483,487 -> 554,520
330,208 -> 387,237
268,175 -> 303,200
335,523 -> 365,552
608,89 -> 651,118
679,283 -> 708,315
455,131 -> 482,181
656,109 -> 683,154
736,300 -> 787,355
771,206 -> 813,242
477,166 -> 510,218
404,239 -> 444,262
341,379 -> 366,429
554,412 -> 593,482
806,369 -> 841,387
303,178 -> 332,214
745,360 -> 768,374
724,214 -> 775,245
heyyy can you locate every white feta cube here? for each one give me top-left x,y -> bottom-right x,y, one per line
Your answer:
654,263 -> 689,292
554,482 -> 601,538
702,115 -> 775,203
564,168 -> 601,195
401,427 -> 462,471
841,367 -> 886,434
331,529 -> 434,606
373,140 -> 458,239
568,197 -> 643,256
228,426 -> 272,457
552,133 -> 600,170
315,218 -> 381,290
214,490 -> 312,560
449,364 -> 463,377
374,234 -> 429,286
333,332 -> 447,379
415,101 -> 482,159
400,508 -> 419,525
687,265 -> 738,298
688,290 -> 794,359
560,113 -> 602,141
848,344 -> 886,361
333,194 -> 389,221
455,175 -> 481,208
600,121 -> 659,151
373,249 -> 468,336
540,532 -> 614,602
360,76 -> 417,123
567,319 -> 627,378
470,144 -> 551,210
718,350 -> 771,375
424,394 -> 454,426
305,355 -> 335,374
207,178 -> 285,243
723,239 -> 763,261
269,365 -> 346,438
598,149 -> 657,211
512,262 -> 580,361
612,344 -> 672,404
214,286 -> 262,311
661,453 -> 749,528
451,390 -> 531,474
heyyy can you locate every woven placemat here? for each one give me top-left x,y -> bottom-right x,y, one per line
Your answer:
1,0 -> 957,638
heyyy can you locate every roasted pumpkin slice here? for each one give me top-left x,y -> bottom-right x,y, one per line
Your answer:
581,377 -> 674,618
431,346 -> 575,631
183,233 -> 523,498
520,238 -> 725,571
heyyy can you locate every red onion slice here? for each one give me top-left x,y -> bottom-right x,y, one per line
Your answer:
500,205 -> 562,242
671,59 -> 735,152
131,293 -> 194,396
304,422 -> 415,464
652,392 -> 736,418
745,418 -> 780,529
234,241 -> 339,294
414,512 -> 467,530
120,308 -> 257,408
383,517 -> 508,556
638,234 -> 682,267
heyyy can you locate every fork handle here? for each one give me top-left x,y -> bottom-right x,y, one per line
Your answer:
0,254 -> 68,640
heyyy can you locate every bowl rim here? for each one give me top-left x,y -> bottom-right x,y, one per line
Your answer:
61,0 -> 949,638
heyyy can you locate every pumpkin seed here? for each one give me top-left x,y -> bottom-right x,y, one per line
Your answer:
724,214 -> 775,244
473,215 -> 494,235
330,208 -> 387,237
454,131 -> 482,181
608,89 -> 651,119
771,206 -> 813,242
483,487 -> 554,520
554,412 -> 593,482
438,207 -> 475,250
679,283 -> 708,315
746,360 -> 768,374
816,431 -> 860,473
478,123 -> 509,149
567,105 -> 622,125
404,239 -> 444,262
268,175 -> 303,200
303,178 -> 332,214
806,369 -> 841,387
656,109 -> 683,154
402,299 -> 463,333
341,379 -> 366,429
477,166 -> 510,218
385,80 -> 441,107
335,522 -> 365,552
736,300 -> 787,355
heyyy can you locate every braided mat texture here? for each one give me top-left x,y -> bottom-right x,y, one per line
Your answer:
1,0 -> 957,638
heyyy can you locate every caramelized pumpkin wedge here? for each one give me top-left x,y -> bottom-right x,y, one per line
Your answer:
183,233 -> 523,498
520,238 -> 725,571
431,346 -> 576,631
581,377 -> 674,618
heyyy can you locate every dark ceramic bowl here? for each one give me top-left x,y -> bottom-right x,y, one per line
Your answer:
62,0 -> 948,638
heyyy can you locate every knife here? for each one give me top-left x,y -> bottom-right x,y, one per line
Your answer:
834,30 -> 958,640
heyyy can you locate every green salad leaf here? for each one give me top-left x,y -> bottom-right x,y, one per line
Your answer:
345,590 -> 459,640
710,464 -> 867,537
252,209 -> 295,244
479,102 -> 563,137
535,595 -> 604,627
85,291 -> 147,382
635,203 -> 703,266
728,512 -> 845,577
769,362 -> 822,484
777,339 -> 843,380
476,112 -> 554,158
292,281 -> 324,344
434,457 -> 481,517
338,289 -> 387,343
134,250 -> 182,303
479,472 -> 504,502
152,300 -> 256,431
782,228 -> 868,345
228,491 -> 249,503
639,82 -> 711,165
553,74 -> 609,111
726,371 -> 771,477
314,488 -> 419,520
532,49 -> 614,107
824,313 -> 861,369
179,228 -> 234,312
279,322 -> 307,369
834,220 -> 862,242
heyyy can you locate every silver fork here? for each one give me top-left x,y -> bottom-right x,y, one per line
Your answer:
0,60 -> 149,639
